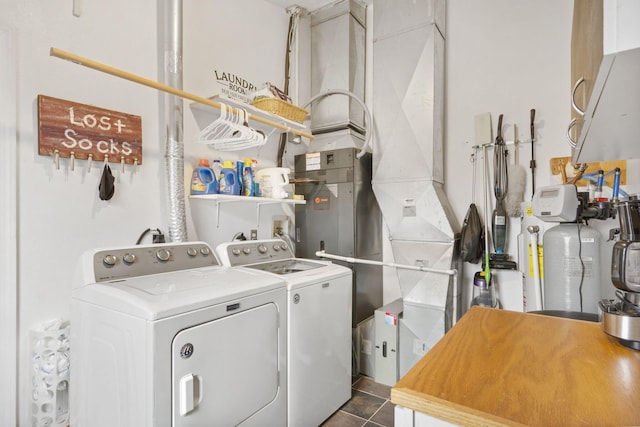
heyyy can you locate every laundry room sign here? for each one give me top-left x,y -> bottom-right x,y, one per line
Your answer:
212,70 -> 257,104
37,95 -> 143,165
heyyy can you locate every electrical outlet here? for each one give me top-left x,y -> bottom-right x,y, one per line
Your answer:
272,216 -> 289,237
250,229 -> 257,240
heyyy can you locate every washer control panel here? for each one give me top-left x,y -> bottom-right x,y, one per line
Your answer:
216,239 -> 294,266
87,242 -> 218,283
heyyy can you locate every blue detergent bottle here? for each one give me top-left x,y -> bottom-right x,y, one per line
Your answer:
219,160 -> 241,195
190,159 -> 218,195
242,158 -> 255,196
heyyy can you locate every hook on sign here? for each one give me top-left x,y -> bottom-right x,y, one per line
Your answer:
52,150 -> 60,170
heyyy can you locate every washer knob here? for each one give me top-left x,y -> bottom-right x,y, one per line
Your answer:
280,243 -> 288,251
257,244 -> 268,254
187,247 -> 198,257
102,254 -> 117,267
232,248 -> 241,256
156,248 -> 171,262
200,247 -> 211,256
273,244 -> 280,251
122,253 -> 136,265
242,247 -> 252,255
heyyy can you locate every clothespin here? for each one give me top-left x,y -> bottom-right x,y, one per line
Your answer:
53,150 -> 60,170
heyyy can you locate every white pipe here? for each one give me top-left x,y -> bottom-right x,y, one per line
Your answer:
451,270 -> 459,326
315,250 -> 457,276
527,225 -> 544,310
316,250 -> 460,325
303,89 -> 372,159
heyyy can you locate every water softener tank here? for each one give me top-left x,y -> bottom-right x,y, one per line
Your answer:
543,223 -> 601,314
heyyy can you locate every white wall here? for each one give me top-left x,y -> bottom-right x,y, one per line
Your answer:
444,0 -> 639,312
446,0 -> 574,219
2,0 -> 293,424
1,23 -> 18,427
182,0 -> 310,245
5,1 -> 162,423
3,0 -> 634,423
445,0 -> 576,310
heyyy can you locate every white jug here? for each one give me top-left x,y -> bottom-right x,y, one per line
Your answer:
255,167 -> 290,199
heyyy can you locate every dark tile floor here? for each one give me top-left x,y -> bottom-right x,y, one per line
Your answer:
321,376 -> 394,427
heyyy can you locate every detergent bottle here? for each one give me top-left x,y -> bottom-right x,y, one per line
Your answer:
219,160 -> 241,195
190,159 -> 218,195
255,168 -> 290,199
242,158 -> 255,197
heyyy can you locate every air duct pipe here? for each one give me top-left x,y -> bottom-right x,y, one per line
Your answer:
164,0 -> 187,242
303,89 -> 373,159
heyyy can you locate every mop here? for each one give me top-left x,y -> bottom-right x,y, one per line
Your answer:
492,114 -> 508,256
490,115 -> 517,270
482,144 -> 491,285
506,124 -> 527,217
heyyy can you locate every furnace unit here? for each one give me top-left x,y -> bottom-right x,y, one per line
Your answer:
294,147 -> 382,329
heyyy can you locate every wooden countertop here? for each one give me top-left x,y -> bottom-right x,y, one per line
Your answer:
391,306 -> 640,426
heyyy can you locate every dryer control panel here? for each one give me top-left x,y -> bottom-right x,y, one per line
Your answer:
216,239 -> 294,266
84,242 -> 219,283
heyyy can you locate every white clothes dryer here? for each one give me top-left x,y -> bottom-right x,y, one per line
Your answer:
216,239 -> 352,427
71,241 -> 287,427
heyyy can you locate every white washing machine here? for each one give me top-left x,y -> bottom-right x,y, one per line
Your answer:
71,241 -> 287,427
216,239 -> 352,427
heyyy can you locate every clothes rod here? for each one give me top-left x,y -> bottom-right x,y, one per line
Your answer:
49,47 -> 314,140
315,250 -> 457,276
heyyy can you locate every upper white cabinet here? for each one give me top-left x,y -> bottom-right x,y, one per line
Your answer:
571,0 -> 640,163
572,46 -> 640,163
604,0 -> 640,54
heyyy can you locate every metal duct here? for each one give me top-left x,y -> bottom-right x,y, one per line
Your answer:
164,0 -> 187,242
371,0 -> 457,251
372,0 -> 459,364
310,0 -> 367,134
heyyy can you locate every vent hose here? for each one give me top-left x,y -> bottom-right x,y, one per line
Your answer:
303,89 -> 372,159
164,0 -> 187,242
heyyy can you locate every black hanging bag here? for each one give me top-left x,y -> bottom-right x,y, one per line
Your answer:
460,203 -> 484,263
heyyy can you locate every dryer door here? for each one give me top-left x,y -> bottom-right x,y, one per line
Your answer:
172,303 -> 280,426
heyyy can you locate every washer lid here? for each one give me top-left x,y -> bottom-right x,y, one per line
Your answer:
246,258 -> 327,274
245,258 -> 352,289
71,266 -> 285,320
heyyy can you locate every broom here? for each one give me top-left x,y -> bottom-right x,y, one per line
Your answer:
506,124 -> 527,217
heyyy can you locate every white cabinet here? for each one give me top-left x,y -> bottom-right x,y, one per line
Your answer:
604,0 -> 640,54
394,406 -> 457,427
571,0 -> 640,163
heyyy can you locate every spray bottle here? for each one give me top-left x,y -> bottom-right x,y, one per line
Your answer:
243,158 -> 255,197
